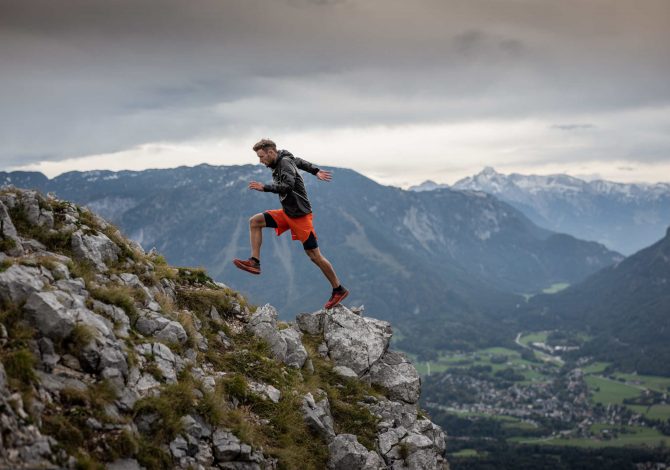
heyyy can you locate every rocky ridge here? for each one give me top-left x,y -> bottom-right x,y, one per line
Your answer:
0,188 -> 447,469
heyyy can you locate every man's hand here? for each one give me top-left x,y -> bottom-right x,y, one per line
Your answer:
316,170 -> 332,182
248,181 -> 265,191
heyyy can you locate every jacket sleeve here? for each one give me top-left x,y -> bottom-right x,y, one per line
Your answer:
263,159 -> 297,195
290,156 -> 320,176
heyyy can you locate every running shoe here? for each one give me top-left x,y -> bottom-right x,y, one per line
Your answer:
233,258 -> 261,275
324,287 -> 349,309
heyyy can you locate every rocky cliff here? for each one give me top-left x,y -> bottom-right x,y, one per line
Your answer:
0,188 -> 447,470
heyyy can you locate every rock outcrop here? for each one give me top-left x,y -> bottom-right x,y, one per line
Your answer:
0,188 -> 447,470
297,306 -> 447,469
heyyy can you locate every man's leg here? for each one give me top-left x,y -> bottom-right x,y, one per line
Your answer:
249,213 -> 267,260
233,213 -> 267,275
305,247 -> 340,289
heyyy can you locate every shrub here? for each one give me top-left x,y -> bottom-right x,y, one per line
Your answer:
176,287 -> 236,317
2,348 -> 38,386
89,285 -> 143,324
133,380 -> 197,442
176,267 -> 214,285
0,236 -> 16,253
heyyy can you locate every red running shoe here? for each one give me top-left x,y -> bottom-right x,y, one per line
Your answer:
324,287 -> 349,309
233,258 -> 261,275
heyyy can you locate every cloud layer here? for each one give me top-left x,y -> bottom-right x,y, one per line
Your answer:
1,0 -> 669,182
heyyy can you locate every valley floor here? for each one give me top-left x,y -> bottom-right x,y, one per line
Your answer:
413,332 -> 670,467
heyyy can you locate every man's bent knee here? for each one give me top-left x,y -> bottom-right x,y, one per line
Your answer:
305,248 -> 321,263
249,214 -> 266,228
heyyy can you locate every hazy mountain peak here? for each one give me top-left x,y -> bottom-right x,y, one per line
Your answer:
407,179 -> 449,192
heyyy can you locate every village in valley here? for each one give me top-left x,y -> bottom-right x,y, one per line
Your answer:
415,331 -> 670,456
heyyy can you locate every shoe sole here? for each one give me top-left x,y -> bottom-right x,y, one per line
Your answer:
233,259 -> 260,275
325,290 -> 349,309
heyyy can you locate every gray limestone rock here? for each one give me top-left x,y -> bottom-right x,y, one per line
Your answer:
246,304 -> 287,363
0,264 -> 45,304
279,327 -> 308,368
364,350 -> 421,404
333,365 -> 359,379
295,310 -> 326,335
301,392 -> 335,440
365,399 -> 418,430
152,342 -> 178,383
71,229 -> 120,271
209,305 -> 222,323
327,434 -> 385,470
0,200 -> 24,256
248,381 -> 282,404
154,320 -> 188,345
23,291 -> 76,341
106,459 -> 143,470
323,305 -> 392,375
212,429 -> 242,462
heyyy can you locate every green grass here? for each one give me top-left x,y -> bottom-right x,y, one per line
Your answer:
582,362 -> 612,375
585,376 -> 641,404
520,426 -> 670,448
451,448 -> 482,457
542,283 -> 570,294
612,373 -> 670,394
408,346 -> 555,384
518,332 -> 550,347
629,404 -> 670,421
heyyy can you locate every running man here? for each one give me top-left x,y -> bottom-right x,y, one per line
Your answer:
233,139 -> 349,309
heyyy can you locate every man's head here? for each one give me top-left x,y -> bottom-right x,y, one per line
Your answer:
253,138 -> 278,167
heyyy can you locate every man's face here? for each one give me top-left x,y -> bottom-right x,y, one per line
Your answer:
256,148 -> 277,167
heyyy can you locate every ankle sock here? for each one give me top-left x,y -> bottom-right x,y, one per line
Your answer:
251,257 -> 260,264
333,285 -> 344,293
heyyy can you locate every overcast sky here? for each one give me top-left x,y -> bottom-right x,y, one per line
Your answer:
1,0 -> 669,186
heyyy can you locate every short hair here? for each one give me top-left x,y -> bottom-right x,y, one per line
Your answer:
252,139 -> 277,152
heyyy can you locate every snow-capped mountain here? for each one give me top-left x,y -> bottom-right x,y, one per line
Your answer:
407,180 -> 450,192
416,167 -> 670,255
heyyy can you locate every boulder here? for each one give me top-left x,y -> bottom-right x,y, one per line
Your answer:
301,392 -> 335,440
145,342 -> 178,383
212,429 -> 242,462
333,366 -> 358,379
71,229 -> 120,271
154,320 -> 188,345
0,264 -> 45,304
280,327 -> 308,368
327,434 -> 385,470
296,310 -> 326,335
364,350 -> 421,404
246,304 -> 287,362
247,305 -> 307,368
107,459 -> 143,470
323,305 -> 392,375
0,200 -> 24,256
23,291 -> 76,340
248,381 -> 281,403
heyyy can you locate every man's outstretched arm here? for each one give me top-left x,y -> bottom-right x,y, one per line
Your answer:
291,156 -> 332,182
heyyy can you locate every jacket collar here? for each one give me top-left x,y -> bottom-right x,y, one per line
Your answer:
270,149 -> 290,169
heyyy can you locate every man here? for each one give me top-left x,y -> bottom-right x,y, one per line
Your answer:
233,139 -> 349,309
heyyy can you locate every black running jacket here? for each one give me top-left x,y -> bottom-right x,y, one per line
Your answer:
263,149 -> 320,218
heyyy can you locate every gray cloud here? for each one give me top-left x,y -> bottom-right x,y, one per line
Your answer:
1,0 -> 669,167
551,124 -> 596,131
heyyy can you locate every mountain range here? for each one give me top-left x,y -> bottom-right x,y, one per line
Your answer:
411,167 -> 670,255
0,165 -> 621,354
522,226 -> 670,375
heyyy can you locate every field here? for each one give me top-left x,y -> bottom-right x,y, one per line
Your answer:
542,282 -> 570,294
407,346 -> 556,383
519,425 -> 670,448
585,375 -> 641,404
